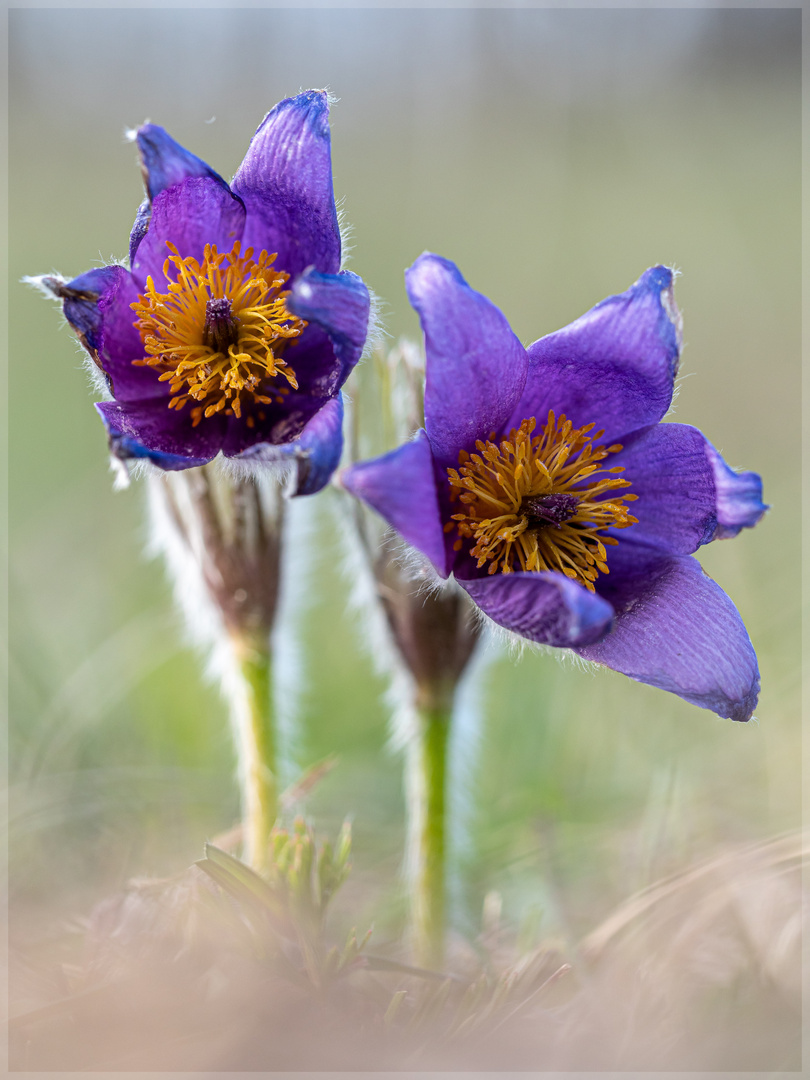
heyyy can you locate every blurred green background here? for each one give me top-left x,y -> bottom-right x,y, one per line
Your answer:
9,3 -> 800,1011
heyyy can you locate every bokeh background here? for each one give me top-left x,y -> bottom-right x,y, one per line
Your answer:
8,6 -> 801,1070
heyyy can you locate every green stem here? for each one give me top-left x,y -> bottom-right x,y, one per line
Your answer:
411,699 -> 452,969
231,634 -> 277,875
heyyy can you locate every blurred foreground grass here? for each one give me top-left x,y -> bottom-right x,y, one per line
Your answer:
7,8 -> 802,1070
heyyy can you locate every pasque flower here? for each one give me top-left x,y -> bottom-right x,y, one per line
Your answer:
342,255 -> 767,722
33,90 -> 369,493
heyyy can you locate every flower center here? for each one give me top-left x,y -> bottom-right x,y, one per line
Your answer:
446,412 -> 639,590
131,241 -> 307,427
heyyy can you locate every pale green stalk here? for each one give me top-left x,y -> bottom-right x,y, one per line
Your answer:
231,633 -> 277,875
410,696 -> 453,969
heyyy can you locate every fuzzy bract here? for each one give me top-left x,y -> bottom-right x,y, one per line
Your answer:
342,254 -> 767,722
35,91 -> 369,494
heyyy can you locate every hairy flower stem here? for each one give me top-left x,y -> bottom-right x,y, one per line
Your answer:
150,465 -> 287,875
410,696 -> 453,969
231,633 -> 277,875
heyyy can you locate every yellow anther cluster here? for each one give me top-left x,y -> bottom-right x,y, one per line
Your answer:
131,241 -> 306,427
446,412 -> 638,589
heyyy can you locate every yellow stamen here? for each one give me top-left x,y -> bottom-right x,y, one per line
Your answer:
447,412 -> 639,591
131,241 -> 307,427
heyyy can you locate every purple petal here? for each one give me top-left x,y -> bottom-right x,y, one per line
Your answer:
509,266 -> 681,444
128,125 -> 230,264
287,393 -> 344,495
46,266 -> 122,355
287,269 -> 369,389
704,442 -> 768,540
48,266 -> 164,403
609,423 -> 724,554
95,269 -> 170,403
406,253 -> 528,467
218,389 -> 323,458
461,571 -> 614,647
611,424 -> 767,554
231,90 -> 341,279
237,393 -> 345,496
131,177 -> 245,290
341,429 -> 449,576
580,545 -> 759,722
135,123 -> 227,202
96,399 -> 224,467
104,431 -> 212,471
129,199 -> 151,266
277,327 -> 344,400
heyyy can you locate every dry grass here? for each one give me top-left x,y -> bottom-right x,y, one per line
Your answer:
8,830 -> 803,1071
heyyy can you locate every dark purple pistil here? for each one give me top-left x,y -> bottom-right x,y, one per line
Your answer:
203,297 -> 239,354
523,492 -> 579,530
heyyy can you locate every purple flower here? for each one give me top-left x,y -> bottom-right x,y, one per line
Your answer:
342,254 -> 767,722
33,91 -> 369,494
